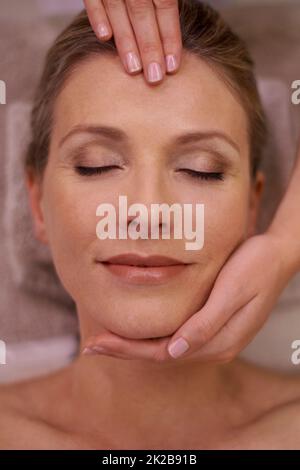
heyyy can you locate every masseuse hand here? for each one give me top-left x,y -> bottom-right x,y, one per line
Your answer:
82,231 -> 294,362
84,0 -> 182,83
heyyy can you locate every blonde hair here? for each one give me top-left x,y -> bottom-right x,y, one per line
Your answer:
25,0 -> 267,178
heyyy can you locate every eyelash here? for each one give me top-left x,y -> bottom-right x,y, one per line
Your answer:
75,166 -> 224,181
75,165 -> 120,176
176,169 -> 224,181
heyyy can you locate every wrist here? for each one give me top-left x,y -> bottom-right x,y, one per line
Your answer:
267,225 -> 300,278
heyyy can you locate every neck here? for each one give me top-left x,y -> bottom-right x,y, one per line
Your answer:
67,319 -> 241,447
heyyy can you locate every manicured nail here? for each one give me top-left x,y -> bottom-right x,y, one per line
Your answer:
82,346 -> 107,355
82,347 -> 95,355
97,23 -> 110,39
92,346 -> 107,354
125,52 -> 142,73
168,337 -> 189,359
147,62 -> 163,83
166,54 -> 177,73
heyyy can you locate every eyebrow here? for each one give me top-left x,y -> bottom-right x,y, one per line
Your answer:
58,124 -> 240,156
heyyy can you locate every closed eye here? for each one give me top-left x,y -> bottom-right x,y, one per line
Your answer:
177,169 -> 224,181
74,166 -> 224,181
75,165 -> 121,176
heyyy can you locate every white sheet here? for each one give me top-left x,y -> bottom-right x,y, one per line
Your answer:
0,335 -> 78,384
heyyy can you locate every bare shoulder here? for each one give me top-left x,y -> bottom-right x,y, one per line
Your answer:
226,360 -> 300,449
0,384 -> 31,448
226,398 -> 300,450
0,379 -> 43,449
0,367 -> 79,449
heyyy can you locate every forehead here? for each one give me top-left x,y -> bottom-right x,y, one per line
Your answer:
52,51 -> 249,155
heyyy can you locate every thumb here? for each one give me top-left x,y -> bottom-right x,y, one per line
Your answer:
167,273 -> 249,359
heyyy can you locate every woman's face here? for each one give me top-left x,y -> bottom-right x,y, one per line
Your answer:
28,51 -> 263,340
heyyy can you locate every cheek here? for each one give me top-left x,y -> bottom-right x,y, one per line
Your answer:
175,175 -> 250,242
203,184 -> 250,267
41,174 -> 103,269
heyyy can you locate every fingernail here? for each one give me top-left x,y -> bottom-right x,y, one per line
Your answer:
92,346 -> 107,354
125,52 -> 142,73
166,54 -> 177,73
82,346 -> 106,355
97,23 -> 110,39
82,347 -> 95,355
168,337 -> 189,359
147,62 -> 163,83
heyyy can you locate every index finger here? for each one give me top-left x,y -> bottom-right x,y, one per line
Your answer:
153,0 -> 182,73
82,331 -> 172,362
84,0 -> 113,40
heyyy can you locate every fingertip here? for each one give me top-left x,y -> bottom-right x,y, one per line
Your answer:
92,345 -> 107,354
96,23 -> 112,41
167,336 -> 190,359
82,345 -> 107,355
165,54 -> 178,74
125,51 -> 143,74
82,347 -> 96,355
146,61 -> 165,85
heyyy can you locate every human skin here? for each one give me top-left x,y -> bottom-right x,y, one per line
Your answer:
80,0 -> 300,373
84,0 -> 182,83
3,50 -> 300,450
28,51 -> 263,344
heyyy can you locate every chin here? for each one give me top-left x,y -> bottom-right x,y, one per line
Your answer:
105,316 -> 183,340
71,265 -> 215,340
87,294 -> 208,340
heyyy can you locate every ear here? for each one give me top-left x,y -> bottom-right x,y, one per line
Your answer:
247,170 -> 265,237
25,170 -> 49,245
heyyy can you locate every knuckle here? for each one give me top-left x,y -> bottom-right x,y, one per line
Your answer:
154,0 -> 178,9
220,320 -> 235,341
161,33 -> 179,48
88,5 -> 102,16
103,0 -> 122,10
127,0 -> 152,17
140,40 -> 160,55
218,348 -> 237,364
195,317 -> 215,344
114,32 -> 135,49
152,349 -> 167,363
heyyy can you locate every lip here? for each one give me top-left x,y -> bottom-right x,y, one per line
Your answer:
103,253 -> 186,267
97,253 -> 191,285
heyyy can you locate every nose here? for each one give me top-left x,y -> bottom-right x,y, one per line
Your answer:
126,207 -> 166,239
120,169 -> 176,239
